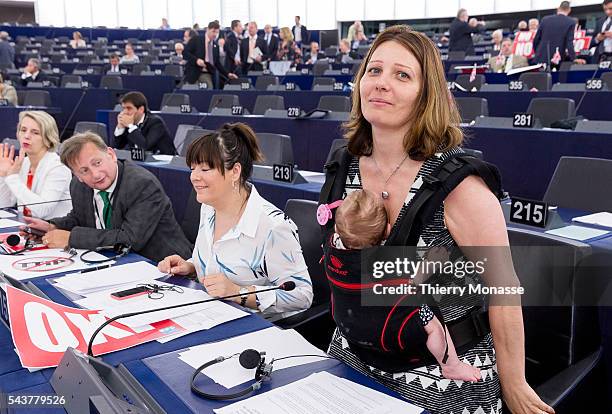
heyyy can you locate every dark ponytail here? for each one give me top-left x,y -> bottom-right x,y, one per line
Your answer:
186,122 -> 264,188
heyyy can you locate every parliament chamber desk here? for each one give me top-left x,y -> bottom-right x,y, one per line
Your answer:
446,67 -> 612,84
0,106 -> 62,140
98,110 -> 612,201
0,224 -> 418,413
453,90 -> 612,121
139,161 -> 321,222
98,110 -> 345,173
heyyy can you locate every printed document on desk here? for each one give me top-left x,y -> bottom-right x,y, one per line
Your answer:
54,261 -> 158,295
214,371 -> 424,414
0,248 -> 110,280
179,327 -> 328,389
0,218 -> 27,229
74,279 -> 248,328
0,210 -> 16,219
573,212 -> 612,229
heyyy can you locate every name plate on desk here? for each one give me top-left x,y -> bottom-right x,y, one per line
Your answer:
341,67 -> 350,74
301,68 -> 309,75
285,82 -> 296,90
273,164 -> 293,183
599,61 -> 611,69
240,82 -> 250,90
0,99 -> 9,106
287,107 -> 301,117
333,82 -> 344,91
509,197 -> 548,228
252,165 -> 309,184
130,147 -> 145,161
512,113 -> 534,128
585,79 -> 603,91
508,80 -> 524,91
180,104 -> 191,113
231,105 -> 244,116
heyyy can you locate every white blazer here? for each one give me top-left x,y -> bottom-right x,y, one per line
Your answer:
0,151 -> 72,219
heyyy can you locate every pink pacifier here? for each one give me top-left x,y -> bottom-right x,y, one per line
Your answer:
317,200 -> 343,225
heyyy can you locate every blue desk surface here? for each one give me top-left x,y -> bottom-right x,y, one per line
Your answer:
98,109 -> 612,201
140,161 -> 321,221
98,110 -> 344,172
454,90 -> 611,121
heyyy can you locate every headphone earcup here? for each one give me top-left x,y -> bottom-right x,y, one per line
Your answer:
238,349 -> 262,370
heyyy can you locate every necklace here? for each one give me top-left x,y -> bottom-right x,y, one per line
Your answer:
371,152 -> 410,200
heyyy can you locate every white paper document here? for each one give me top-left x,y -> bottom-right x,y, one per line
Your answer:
214,371 -> 423,414
179,327 -> 328,389
0,218 -> 24,229
545,225 -> 610,241
0,248 -> 110,280
74,278 -> 248,328
54,261 -> 160,295
573,212 -> 612,229
0,210 -> 16,219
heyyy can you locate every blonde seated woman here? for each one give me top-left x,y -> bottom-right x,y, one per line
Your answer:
0,111 -> 72,219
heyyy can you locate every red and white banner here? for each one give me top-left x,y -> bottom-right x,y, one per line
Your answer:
6,286 -> 186,369
573,36 -> 592,53
513,31 -> 536,58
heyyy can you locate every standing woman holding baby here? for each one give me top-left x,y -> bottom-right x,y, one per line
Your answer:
322,25 -> 554,414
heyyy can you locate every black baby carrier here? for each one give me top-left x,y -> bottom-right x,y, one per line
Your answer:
319,145 -> 505,373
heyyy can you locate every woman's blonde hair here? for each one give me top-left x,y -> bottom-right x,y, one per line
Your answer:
344,25 -> 463,159
279,27 -> 293,42
17,111 -> 60,152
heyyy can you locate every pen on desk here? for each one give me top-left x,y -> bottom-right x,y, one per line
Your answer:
80,264 -> 112,274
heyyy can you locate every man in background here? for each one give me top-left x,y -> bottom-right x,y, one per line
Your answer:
593,0 -> 612,62
263,24 -> 279,63
449,8 -> 485,55
0,32 -> 15,68
113,92 -> 175,155
20,58 -> 47,86
240,22 -> 266,73
292,16 -> 308,47
488,38 -> 529,72
224,19 -> 243,74
533,1 -> 584,64
185,21 -> 237,87
304,41 -> 325,64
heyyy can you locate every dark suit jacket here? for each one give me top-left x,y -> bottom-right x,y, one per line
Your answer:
184,34 -> 230,85
114,113 -> 175,155
0,40 -> 15,67
20,70 -> 48,86
449,18 -> 483,55
291,25 -> 309,44
103,64 -> 129,74
224,31 -> 241,73
533,13 -> 576,63
50,160 -> 193,263
263,34 -> 279,61
334,51 -> 359,64
304,51 -> 325,64
593,16 -> 612,62
240,36 -> 267,73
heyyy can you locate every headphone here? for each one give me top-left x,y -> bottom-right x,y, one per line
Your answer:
190,349 -> 335,400
80,243 -> 131,264
2,234 -> 35,255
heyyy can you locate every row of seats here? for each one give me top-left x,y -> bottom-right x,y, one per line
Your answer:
156,93 -> 351,115
453,72 -> 612,92
456,96 -> 612,132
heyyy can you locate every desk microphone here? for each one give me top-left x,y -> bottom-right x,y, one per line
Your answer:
13,198 -> 72,208
87,281 -> 296,356
59,88 -> 89,140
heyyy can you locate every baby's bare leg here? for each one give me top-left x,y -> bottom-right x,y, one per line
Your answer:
423,315 -> 481,382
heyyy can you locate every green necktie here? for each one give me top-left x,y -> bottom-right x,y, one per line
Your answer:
99,190 -> 112,229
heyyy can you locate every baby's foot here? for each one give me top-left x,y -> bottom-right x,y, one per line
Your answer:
441,360 -> 481,382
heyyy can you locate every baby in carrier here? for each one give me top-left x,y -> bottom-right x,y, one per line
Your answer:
331,189 -> 481,382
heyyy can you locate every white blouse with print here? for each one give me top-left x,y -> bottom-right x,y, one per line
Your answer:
192,185 -> 313,320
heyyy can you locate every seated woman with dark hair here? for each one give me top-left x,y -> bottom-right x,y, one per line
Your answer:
158,123 -> 313,320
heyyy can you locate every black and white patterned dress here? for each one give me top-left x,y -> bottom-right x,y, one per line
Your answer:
327,148 -> 502,414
